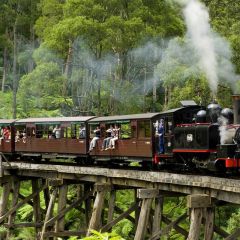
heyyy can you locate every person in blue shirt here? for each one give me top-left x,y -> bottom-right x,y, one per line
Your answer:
101,125 -> 113,151
158,119 -> 165,154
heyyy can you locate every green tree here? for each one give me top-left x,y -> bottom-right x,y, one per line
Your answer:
18,61 -> 66,117
34,0 -> 184,115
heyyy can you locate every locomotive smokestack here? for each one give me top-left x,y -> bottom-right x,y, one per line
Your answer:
232,95 -> 240,124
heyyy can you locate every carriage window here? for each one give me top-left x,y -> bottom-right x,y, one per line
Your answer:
15,125 -> 26,134
71,124 -> 77,139
138,120 -> 151,138
35,125 -> 48,138
36,124 -> 56,139
63,126 -> 71,138
26,127 -> 35,137
120,123 -> 131,139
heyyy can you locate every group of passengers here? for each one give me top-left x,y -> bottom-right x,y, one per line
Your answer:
88,125 -> 120,152
15,129 -> 27,142
48,125 -> 84,139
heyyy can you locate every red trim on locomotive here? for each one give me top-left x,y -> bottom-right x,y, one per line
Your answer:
154,154 -> 159,164
173,149 -> 216,153
219,158 -> 239,168
153,153 -> 173,164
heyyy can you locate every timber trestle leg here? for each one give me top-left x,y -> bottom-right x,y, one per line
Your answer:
87,183 -> 112,236
134,188 -> 159,240
187,194 -> 214,240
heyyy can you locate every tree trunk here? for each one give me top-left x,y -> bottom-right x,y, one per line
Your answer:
12,22 -> 17,119
96,45 -> 102,115
2,46 -> 7,92
63,39 -> 73,96
28,24 -> 35,73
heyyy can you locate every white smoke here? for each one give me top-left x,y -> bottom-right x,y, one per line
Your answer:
218,116 -> 236,144
183,0 -> 218,93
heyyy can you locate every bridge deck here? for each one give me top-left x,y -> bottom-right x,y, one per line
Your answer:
3,162 -> 240,204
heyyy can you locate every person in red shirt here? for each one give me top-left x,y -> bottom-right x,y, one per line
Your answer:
3,126 -> 10,140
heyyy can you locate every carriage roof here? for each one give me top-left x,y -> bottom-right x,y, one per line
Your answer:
16,116 -> 95,124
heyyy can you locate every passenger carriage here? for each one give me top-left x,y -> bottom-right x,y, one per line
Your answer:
0,119 -> 15,154
88,113 -> 165,165
15,116 -> 94,160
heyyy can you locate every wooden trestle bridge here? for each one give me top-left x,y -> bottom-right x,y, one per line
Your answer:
0,158 -> 240,239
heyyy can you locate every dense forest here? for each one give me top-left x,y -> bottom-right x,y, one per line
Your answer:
0,0 -> 240,239
0,0 -> 239,119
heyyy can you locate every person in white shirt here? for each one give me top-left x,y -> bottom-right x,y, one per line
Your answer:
108,124 -> 120,149
53,125 -> 61,139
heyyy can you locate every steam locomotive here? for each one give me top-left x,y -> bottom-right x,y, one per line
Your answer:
1,95 -> 240,174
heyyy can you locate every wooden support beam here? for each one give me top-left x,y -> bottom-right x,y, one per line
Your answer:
204,207 -> 214,240
137,188 -> 159,199
187,194 -> 211,209
101,202 -> 139,233
0,184 -> 48,224
187,194 -> 211,240
45,190 -> 93,227
225,228 -> 240,240
134,189 -> 158,240
32,179 -> 42,234
7,178 -> 20,238
55,183 -> 68,232
134,188 -> 140,226
115,205 -> 135,223
40,187 -> 58,240
0,153 -> 11,169
11,189 -> 45,213
149,212 -> 188,240
87,183 -> 112,236
213,225 -> 229,238
107,190 -> 116,224
4,222 -> 43,228
41,230 -> 86,238
188,208 -> 203,240
162,215 -> 188,237
42,179 -> 50,209
152,196 -> 163,237
84,183 -> 93,225
47,178 -> 63,187
0,181 -> 11,216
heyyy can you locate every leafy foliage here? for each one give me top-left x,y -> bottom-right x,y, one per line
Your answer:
17,62 -> 67,117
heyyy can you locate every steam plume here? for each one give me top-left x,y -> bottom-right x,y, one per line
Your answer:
183,0 -> 218,93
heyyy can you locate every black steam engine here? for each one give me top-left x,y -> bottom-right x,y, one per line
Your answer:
155,95 -> 240,173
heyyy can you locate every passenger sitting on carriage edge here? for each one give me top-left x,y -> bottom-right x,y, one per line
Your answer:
108,124 -> 120,149
101,125 -> 113,151
88,126 -> 101,152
